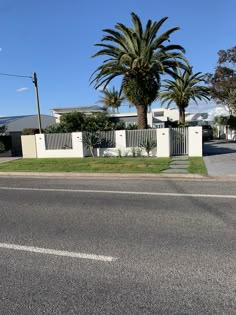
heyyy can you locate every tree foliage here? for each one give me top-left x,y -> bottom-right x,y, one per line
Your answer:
159,67 -> 210,124
90,12 -> 187,129
214,115 -> 236,129
206,46 -> 236,114
45,112 -> 126,133
83,132 -> 101,157
98,87 -> 125,113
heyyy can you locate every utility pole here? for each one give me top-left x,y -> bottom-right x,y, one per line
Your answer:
32,72 -> 42,133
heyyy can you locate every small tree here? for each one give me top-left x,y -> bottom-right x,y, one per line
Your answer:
213,115 -> 229,139
98,87 -> 125,113
206,46 -> 236,114
140,138 -> 157,156
60,112 -> 86,132
159,67 -> 210,124
45,122 -> 68,133
83,132 -> 101,157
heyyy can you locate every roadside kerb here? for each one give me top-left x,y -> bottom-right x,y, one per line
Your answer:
0,171 -> 221,180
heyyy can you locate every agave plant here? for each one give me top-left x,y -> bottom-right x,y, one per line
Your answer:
140,138 -> 157,156
83,132 -> 101,157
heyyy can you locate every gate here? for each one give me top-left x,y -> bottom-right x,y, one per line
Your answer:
171,128 -> 188,156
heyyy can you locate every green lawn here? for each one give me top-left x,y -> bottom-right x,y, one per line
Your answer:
188,157 -> 208,175
0,157 -> 170,173
0,157 -> 207,174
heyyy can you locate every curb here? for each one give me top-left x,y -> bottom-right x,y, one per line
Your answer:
0,171 -> 211,180
0,172 -> 235,181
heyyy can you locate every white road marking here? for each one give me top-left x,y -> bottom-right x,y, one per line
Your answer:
0,186 -> 236,199
0,243 -> 116,262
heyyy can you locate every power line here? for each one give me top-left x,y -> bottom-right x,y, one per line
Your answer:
0,71 -> 42,133
0,72 -> 32,79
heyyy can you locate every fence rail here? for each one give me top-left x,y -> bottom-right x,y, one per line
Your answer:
23,127 -> 202,158
126,129 -> 157,147
96,131 -> 116,148
45,133 -> 72,150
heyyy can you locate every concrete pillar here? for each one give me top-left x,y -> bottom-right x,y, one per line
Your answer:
21,135 -> 37,158
115,130 -> 126,156
72,132 -> 84,157
188,127 -> 202,157
35,134 -> 45,158
156,128 -> 170,157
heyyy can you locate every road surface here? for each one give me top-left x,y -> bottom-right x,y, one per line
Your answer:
0,176 -> 235,314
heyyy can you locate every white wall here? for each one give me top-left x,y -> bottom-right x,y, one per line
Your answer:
21,127 -> 203,159
21,135 -> 37,158
188,127 -> 202,157
156,128 -> 170,157
152,108 -> 179,123
36,132 -> 84,158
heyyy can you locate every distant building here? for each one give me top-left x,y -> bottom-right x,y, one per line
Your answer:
0,114 -> 56,134
51,105 -> 106,123
51,105 -> 180,127
0,114 -> 56,156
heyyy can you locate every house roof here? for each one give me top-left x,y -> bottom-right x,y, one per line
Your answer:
0,115 -> 32,127
51,105 -> 106,113
185,113 -> 209,121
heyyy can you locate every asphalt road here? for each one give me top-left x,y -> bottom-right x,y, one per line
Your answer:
0,176 -> 235,314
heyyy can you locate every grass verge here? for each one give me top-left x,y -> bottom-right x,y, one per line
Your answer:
0,157 -> 170,173
188,157 -> 207,175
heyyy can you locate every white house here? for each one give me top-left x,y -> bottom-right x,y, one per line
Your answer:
51,105 -> 106,123
51,105 -> 180,127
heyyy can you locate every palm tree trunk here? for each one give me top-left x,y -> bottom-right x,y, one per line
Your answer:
137,105 -> 148,129
179,107 -> 185,124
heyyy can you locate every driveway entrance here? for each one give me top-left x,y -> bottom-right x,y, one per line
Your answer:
0,157 -> 21,164
203,140 -> 236,175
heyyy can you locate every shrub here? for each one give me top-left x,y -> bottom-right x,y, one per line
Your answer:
22,128 -> 41,135
83,132 -> 101,157
0,141 -> 5,153
140,138 -> 157,157
0,136 -> 11,151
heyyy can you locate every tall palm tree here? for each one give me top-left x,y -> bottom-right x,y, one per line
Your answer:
159,68 -> 210,124
90,12 -> 187,129
98,87 -> 125,113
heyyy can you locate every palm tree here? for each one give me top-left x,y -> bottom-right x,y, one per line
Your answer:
98,87 -> 125,113
90,12 -> 187,129
159,67 -> 210,124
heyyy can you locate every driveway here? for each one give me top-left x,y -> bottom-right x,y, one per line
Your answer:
203,140 -> 236,175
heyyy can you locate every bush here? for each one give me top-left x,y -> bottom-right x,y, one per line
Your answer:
22,128 -> 41,135
0,141 -> 5,153
83,132 -> 101,157
140,138 -> 157,156
0,136 -> 11,151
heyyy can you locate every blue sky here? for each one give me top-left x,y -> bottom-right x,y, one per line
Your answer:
0,0 -> 235,117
